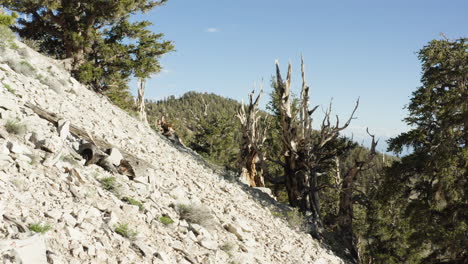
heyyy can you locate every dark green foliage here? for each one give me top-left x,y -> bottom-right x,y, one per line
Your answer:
28,223 -> 51,234
99,176 -> 118,193
159,216 -> 174,225
368,38 -> 468,263
114,223 -> 138,240
0,8 -> 16,26
122,197 -> 145,212
146,92 -> 242,168
1,0 -> 174,105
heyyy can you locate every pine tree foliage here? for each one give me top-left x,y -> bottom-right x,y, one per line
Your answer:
371,38 -> 468,263
0,0 -> 174,107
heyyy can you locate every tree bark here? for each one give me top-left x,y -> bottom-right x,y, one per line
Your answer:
137,78 -> 148,125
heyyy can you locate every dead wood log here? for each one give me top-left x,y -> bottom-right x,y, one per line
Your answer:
25,102 -> 148,179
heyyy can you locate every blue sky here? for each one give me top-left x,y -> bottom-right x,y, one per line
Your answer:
131,0 -> 467,149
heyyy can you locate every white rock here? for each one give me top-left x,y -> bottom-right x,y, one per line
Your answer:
132,240 -> 152,257
7,141 -> 32,155
199,239 -> 218,250
66,226 -> 85,241
0,97 -> 18,111
58,119 -> 70,140
223,223 -> 247,241
63,213 -> 77,227
0,234 -> 47,264
0,141 -> 9,154
122,204 -> 139,215
45,209 -> 62,220
0,153 -> 12,161
105,148 -> 123,166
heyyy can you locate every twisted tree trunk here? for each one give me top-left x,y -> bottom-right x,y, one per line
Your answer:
237,88 -> 267,187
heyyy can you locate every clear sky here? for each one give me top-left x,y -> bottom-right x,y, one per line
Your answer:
131,0 -> 467,149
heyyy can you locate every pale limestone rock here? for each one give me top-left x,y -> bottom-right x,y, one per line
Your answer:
122,204 -> 139,215
105,147 -> 123,166
199,239 -> 218,250
0,97 -> 18,111
132,240 -> 153,257
7,141 -> 32,155
45,209 -> 62,220
0,235 -> 47,264
63,213 -> 77,227
66,227 -> 85,241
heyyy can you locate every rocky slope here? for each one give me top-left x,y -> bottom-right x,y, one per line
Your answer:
0,39 -> 345,263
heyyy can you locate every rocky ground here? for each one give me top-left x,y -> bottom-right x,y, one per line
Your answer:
0,39 -> 345,263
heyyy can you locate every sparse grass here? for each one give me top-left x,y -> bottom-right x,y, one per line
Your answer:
5,119 -> 27,135
2,82 -> 17,95
99,176 -> 118,192
28,223 -> 51,234
159,216 -> 174,225
114,223 -> 137,240
176,203 -> 214,228
122,197 -> 145,211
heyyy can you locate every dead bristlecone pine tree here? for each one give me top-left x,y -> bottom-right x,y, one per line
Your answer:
137,78 -> 148,125
237,86 -> 268,187
274,57 -> 358,223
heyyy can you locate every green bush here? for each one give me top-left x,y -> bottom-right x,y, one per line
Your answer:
159,216 -> 174,225
29,223 -> 51,234
114,223 -> 137,240
99,176 -> 118,193
122,197 -> 145,211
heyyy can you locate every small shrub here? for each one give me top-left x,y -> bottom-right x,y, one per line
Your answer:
122,197 -> 145,211
29,223 -> 51,234
5,119 -> 27,135
99,176 -> 118,192
159,216 -> 174,225
176,203 -> 214,228
2,82 -> 17,95
114,223 -> 137,240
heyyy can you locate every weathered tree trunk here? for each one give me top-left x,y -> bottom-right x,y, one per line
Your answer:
137,78 -> 148,125
237,88 -> 267,187
337,130 -> 378,263
274,58 -> 358,225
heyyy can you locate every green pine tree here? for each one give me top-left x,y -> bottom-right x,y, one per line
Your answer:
1,0 -> 174,107
373,37 -> 467,263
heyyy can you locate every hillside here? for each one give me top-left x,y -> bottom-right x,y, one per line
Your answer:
0,37 -> 345,263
